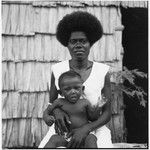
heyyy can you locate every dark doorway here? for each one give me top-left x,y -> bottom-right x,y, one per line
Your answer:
121,7 -> 148,143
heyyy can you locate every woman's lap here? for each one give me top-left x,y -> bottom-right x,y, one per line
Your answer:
38,125 -> 113,148
38,124 -> 55,148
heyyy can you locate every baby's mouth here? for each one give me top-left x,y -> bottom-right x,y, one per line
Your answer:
70,95 -> 77,99
70,94 -> 78,100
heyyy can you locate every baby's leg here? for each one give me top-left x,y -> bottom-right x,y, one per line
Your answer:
84,134 -> 97,148
44,134 -> 68,148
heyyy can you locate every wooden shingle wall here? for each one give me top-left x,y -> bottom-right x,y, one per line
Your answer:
2,1 -> 147,148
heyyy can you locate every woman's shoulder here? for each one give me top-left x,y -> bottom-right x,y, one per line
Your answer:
51,60 -> 70,79
93,61 -> 109,68
52,60 -> 69,68
93,61 -> 110,72
51,60 -> 69,72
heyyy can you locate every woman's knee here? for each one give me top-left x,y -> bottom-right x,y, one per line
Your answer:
86,134 -> 97,141
50,134 -> 59,143
50,134 -> 67,147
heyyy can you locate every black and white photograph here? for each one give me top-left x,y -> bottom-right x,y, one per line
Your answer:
2,1 -> 148,149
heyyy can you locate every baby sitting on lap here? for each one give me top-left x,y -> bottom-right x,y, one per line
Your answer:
44,70 -> 107,148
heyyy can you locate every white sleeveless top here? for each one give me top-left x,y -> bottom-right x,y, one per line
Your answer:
51,60 -> 110,106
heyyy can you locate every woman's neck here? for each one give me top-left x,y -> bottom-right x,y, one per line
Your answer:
70,58 -> 89,70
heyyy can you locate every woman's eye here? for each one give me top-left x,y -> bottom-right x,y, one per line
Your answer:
81,39 -> 87,44
69,39 -> 88,45
69,39 -> 76,44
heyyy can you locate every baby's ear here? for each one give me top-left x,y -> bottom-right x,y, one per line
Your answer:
82,86 -> 85,92
57,90 -> 62,95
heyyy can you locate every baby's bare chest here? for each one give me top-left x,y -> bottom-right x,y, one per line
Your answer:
61,101 -> 87,116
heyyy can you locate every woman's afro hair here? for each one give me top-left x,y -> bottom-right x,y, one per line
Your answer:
56,11 -> 103,47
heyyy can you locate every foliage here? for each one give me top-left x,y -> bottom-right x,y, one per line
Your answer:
111,66 -> 147,107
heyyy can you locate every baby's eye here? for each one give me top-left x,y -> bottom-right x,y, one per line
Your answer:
74,86 -> 81,90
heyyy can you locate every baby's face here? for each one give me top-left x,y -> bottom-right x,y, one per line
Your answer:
60,77 -> 83,103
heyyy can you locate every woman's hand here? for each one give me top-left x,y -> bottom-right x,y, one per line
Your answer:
67,125 -> 90,148
53,108 -> 70,135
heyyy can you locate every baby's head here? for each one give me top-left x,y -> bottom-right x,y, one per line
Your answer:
58,70 -> 84,103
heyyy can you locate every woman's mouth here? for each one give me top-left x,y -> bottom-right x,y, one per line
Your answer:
76,51 -> 84,53
75,50 -> 85,55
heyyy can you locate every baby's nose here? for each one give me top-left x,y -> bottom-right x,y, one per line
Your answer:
71,89 -> 76,93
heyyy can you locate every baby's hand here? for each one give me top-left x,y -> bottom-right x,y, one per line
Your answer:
92,105 -> 102,116
88,105 -> 102,121
97,94 -> 108,107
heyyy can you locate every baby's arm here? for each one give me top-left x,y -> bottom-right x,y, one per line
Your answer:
86,101 -> 102,122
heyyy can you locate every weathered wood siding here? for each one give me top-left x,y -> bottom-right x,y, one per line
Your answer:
2,1 -> 147,148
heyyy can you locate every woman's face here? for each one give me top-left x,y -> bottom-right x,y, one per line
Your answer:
67,31 -> 91,60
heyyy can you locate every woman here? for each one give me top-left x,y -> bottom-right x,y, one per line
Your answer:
39,11 -> 113,148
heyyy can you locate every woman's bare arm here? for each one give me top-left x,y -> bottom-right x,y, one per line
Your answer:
49,72 -> 58,103
43,73 -> 58,126
44,72 -> 58,115
85,72 -> 112,131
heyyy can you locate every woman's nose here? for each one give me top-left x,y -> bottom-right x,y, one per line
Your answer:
74,44 -> 83,50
